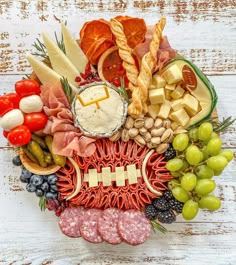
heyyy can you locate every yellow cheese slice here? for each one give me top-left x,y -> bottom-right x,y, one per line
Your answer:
42,32 -> 80,87
102,167 -> 112,186
116,166 -> 125,186
126,164 -> 138,184
61,23 -> 88,74
88,168 -> 98,187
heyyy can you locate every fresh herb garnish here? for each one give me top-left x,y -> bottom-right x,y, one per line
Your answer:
32,38 -> 49,62
60,77 -> 74,104
111,78 -> 129,102
150,220 -> 168,234
39,196 -> 46,211
205,116 -> 236,133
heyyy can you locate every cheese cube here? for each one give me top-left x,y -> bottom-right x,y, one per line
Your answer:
148,104 -> 160,119
165,89 -> 172,100
158,100 -> 171,119
170,109 -> 190,127
149,88 -> 165,104
171,99 -> 183,111
161,64 -> 183,85
165,84 -> 176,91
183,93 -> 199,116
149,84 -> 156,90
152,74 -> 166,88
171,121 -> 179,130
170,85 -> 185,99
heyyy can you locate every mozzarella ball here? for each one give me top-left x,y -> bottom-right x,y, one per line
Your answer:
19,95 -> 43,113
0,109 -> 24,131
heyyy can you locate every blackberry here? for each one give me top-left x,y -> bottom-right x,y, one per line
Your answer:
157,209 -> 176,224
169,199 -> 184,213
164,145 -> 176,161
163,190 -> 173,201
152,197 -> 170,211
145,204 -> 159,219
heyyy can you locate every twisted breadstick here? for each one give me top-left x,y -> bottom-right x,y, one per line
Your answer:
128,17 -> 166,117
110,18 -> 139,92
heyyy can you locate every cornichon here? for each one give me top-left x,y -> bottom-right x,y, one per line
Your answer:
45,135 -> 66,167
22,146 -> 38,163
27,140 -> 48,168
32,134 -> 47,149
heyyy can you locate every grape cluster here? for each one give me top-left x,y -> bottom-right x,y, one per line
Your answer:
166,122 -> 233,220
19,167 -> 58,201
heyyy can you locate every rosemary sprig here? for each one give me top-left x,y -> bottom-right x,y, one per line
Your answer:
204,116 -> 236,133
39,196 -> 46,211
32,38 -> 49,62
111,78 -> 129,102
60,77 -> 74,104
54,30 -> 65,54
151,220 -> 168,234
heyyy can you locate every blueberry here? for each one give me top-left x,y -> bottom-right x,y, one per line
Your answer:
20,174 -> 30,183
35,189 -> 44,197
45,192 -> 58,200
47,174 -> 58,185
50,185 -> 58,192
26,183 -> 36,192
21,168 -> 32,179
30,175 -> 44,186
12,156 -> 22,166
41,182 -> 49,192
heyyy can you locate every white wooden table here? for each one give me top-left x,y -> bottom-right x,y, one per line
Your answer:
0,1 -> 235,264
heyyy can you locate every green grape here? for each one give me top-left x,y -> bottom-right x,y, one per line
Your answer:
180,160 -> 190,172
166,158 -> 184,172
168,179 -> 180,190
201,145 -> 209,160
172,186 -> 190,202
219,149 -> 234,162
186,145 -> 203,165
170,171 -> 182,177
198,122 -> 213,141
207,155 -> 228,171
210,132 -> 218,139
182,199 -> 199,220
181,173 -> 197,191
213,169 -> 223,176
199,195 -> 221,210
172,133 -> 189,151
188,127 -> 199,142
207,137 -> 222,156
194,179 -> 216,195
195,164 -> 214,179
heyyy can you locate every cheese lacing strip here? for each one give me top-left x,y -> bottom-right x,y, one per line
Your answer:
128,17 -> 166,118
109,18 -> 139,92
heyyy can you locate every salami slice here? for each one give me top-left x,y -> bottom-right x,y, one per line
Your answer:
98,208 -> 122,245
118,210 -> 151,245
80,209 -> 103,243
58,207 -> 85,238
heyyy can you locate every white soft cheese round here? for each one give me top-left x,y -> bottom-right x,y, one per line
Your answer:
74,85 -> 125,135
19,95 -> 43,113
0,109 -> 24,131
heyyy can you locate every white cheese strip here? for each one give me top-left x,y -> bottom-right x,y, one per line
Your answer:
126,164 -> 138,184
116,166 -> 125,186
102,167 -> 112,187
88,168 -> 98,187
42,32 -> 80,87
61,23 -> 88,74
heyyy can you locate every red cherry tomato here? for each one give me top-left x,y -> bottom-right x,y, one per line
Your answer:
15,79 -> 41,97
7,125 -> 31,146
0,96 -> 13,117
23,112 -> 48,132
4,92 -> 22,108
3,130 -> 9,138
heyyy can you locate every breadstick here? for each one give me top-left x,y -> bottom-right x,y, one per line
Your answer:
128,17 -> 166,117
110,18 -> 139,92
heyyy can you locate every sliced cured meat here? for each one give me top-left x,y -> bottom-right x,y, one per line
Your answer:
58,207 -> 85,238
98,208 -> 122,244
79,209 -> 103,243
118,210 -> 151,245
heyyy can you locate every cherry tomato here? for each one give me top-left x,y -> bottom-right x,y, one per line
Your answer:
3,130 -> 9,138
23,112 -> 48,132
4,92 -> 22,108
0,96 -> 13,117
7,125 -> 31,146
15,79 -> 41,97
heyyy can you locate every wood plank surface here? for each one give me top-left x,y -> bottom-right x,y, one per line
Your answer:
0,1 -> 236,264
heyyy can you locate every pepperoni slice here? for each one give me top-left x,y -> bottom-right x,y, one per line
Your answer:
118,210 -> 151,245
98,208 -> 123,245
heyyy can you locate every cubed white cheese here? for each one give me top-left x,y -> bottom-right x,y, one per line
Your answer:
149,88 -> 165,104
171,98 -> 184,111
170,109 -> 190,127
152,74 -> 166,88
158,100 -> 171,119
170,85 -> 185,99
148,104 -> 160,119
161,64 -> 183,85
183,93 -> 199,116
165,84 -> 176,91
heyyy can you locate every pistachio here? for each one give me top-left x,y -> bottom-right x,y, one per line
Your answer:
151,137 -> 161,146
128,128 -> 139,138
162,119 -> 171,129
174,127 -> 188,135
124,116 -> 135,129
151,127 -> 165,137
143,132 -> 152,142
155,143 -> 169,154
134,135 -> 146,146
134,118 -> 145,129
109,130 -> 121,142
144,117 -> 154,130
147,142 -> 155,149
154,118 -> 163,128
161,128 -> 174,143
139,127 -> 148,135
121,129 -> 130,142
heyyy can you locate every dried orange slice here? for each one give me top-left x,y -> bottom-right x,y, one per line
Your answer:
115,16 -> 147,49
86,38 -> 115,65
80,19 -> 113,55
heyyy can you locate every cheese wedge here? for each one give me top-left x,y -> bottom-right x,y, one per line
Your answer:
61,23 -> 88,74
26,53 -> 78,94
42,32 -> 80,87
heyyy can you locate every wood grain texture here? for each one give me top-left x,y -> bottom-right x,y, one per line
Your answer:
0,0 -> 236,264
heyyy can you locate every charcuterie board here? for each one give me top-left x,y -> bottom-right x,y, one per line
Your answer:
0,15 -> 234,246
